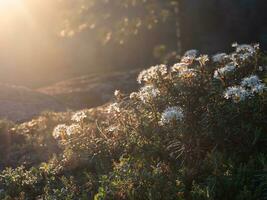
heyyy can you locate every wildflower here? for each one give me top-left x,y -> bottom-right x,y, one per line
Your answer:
184,49 -> 198,57
171,62 -> 188,72
114,90 -> 120,97
214,63 -> 236,79
139,85 -> 160,103
71,111 -> 87,123
251,83 -> 266,94
181,49 -> 198,63
241,75 -> 261,88
129,92 -> 139,100
232,42 -> 238,48
107,103 -> 120,113
196,54 -> 209,65
241,75 -> 266,94
212,53 -> 229,63
66,124 -> 82,136
53,124 -> 68,139
160,106 -> 184,125
253,43 -> 260,50
178,68 -> 198,79
235,44 -> 255,54
137,64 -> 167,84
224,86 -> 250,103
231,43 -> 257,62
114,90 -> 122,99
239,52 -> 253,61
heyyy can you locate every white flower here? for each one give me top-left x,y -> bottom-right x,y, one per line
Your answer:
53,124 -> 68,139
66,124 -> 82,136
183,49 -> 198,58
214,64 -> 236,79
224,86 -> 250,103
181,49 -> 198,63
241,75 -> 261,88
171,62 -> 188,72
139,85 -> 160,103
107,103 -> 120,113
241,75 -> 266,94
239,52 -> 253,61
129,92 -> 138,99
251,83 -> 266,94
235,44 -> 255,54
137,64 -> 167,84
178,68 -> 198,79
231,43 -> 257,62
196,54 -> 209,64
171,62 -> 197,79
212,53 -> 229,63
232,42 -> 238,48
71,111 -> 87,123
160,106 -> 184,125
114,90 -> 120,97
253,43 -> 260,50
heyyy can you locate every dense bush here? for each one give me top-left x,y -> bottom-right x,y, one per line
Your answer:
0,43 -> 266,200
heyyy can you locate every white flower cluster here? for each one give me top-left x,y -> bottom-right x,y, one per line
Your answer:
231,43 -> 259,62
224,86 -> 250,103
107,102 -> 121,113
241,75 -> 261,88
171,62 -> 188,72
71,111 -> 87,123
160,106 -> 184,125
138,85 -> 160,103
241,75 -> 266,94
171,50 -> 205,80
196,54 -> 209,65
213,43 -> 259,79
114,90 -> 122,98
212,53 -> 229,63
137,64 -> 167,84
66,124 -> 82,136
129,92 -> 139,100
53,124 -> 82,139
178,68 -> 198,79
181,49 -> 198,62
52,124 -> 68,139
224,75 -> 266,103
184,49 -> 198,57
172,62 -> 198,80
214,63 -> 236,79
235,44 -> 256,54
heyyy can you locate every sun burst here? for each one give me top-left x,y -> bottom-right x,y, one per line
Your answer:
0,0 -> 22,10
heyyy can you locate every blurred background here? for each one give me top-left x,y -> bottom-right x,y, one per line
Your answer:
0,0 -> 266,88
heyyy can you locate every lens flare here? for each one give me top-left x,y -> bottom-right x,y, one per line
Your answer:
0,0 -> 22,10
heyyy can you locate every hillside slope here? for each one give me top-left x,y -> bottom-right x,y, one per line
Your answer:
0,83 -> 65,122
38,69 -> 139,109
0,70 -> 138,122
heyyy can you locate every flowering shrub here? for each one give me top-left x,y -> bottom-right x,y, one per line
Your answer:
0,43 -> 266,199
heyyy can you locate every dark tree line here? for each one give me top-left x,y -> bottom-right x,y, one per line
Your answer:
180,0 -> 267,53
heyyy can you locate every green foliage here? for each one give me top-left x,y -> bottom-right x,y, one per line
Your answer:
58,0 -> 179,43
0,43 -> 266,199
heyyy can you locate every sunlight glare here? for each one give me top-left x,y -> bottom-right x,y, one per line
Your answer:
0,0 -> 22,10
